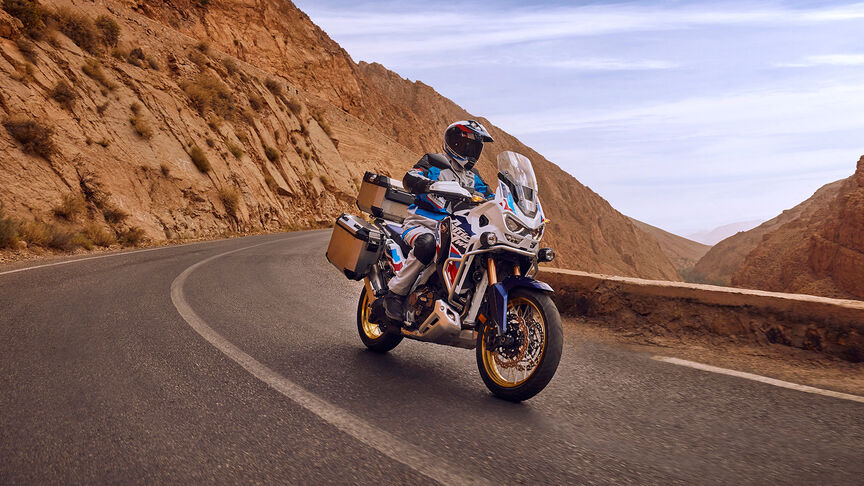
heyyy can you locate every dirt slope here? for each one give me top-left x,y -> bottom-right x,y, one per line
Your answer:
693,179 -> 845,285
628,218 -> 710,273
731,156 -> 864,299
0,0 -> 680,280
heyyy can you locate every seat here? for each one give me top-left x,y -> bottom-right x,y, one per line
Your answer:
383,223 -> 412,256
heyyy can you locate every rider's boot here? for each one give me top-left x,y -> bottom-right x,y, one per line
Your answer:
382,290 -> 406,323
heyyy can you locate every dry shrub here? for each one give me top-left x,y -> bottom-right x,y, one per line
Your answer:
11,62 -> 34,83
18,220 -> 50,246
187,49 -> 207,68
128,47 -> 145,66
52,193 -> 85,221
0,211 -> 20,248
15,37 -> 37,62
102,205 -> 128,224
96,137 -> 110,147
189,145 -> 211,172
222,58 -> 238,76
263,171 -> 278,192
129,114 -> 152,139
3,115 -> 55,158
3,0 -> 47,39
130,102 -> 141,114
118,226 -> 145,246
218,187 -> 240,217
96,102 -> 109,115
284,97 -> 301,116
83,222 -> 115,247
147,56 -> 160,70
51,80 -> 77,110
195,40 -> 209,53
181,73 -> 235,119
111,46 -> 128,60
54,7 -> 100,54
302,150 -> 310,160
159,163 -> 170,177
226,142 -> 243,159
82,59 -> 116,90
248,93 -> 264,112
311,109 -> 333,137
94,14 -> 119,47
263,145 -> 279,162
264,77 -> 282,96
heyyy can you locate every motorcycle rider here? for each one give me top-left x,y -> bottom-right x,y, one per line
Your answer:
383,120 -> 495,322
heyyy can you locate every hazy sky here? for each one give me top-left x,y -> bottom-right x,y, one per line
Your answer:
293,0 -> 864,235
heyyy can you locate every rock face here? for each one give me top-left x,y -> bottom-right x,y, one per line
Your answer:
628,218 -> 710,274
732,156 -> 864,299
0,0 -> 680,280
693,179 -> 844,285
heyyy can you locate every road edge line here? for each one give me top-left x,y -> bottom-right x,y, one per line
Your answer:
170,238 -> 488,486
653,356 -> 864,404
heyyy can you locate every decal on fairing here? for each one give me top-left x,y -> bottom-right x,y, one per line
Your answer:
445,217 -> 473,287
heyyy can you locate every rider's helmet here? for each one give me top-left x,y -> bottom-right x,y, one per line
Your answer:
443,120 -> 494,171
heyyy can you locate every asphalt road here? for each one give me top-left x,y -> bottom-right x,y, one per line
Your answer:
1,230 -> 862,484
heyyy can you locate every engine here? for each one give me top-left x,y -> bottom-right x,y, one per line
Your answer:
406,285 -> 436,325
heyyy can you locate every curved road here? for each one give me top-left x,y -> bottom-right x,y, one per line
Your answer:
1,230 -> 862,484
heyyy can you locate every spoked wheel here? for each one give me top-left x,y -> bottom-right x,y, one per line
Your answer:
357,286 -> 402,353
476,289 -> 563,402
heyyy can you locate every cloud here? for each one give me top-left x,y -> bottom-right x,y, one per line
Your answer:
775,54 -> 864,67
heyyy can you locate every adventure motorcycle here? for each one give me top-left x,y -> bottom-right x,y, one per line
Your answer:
326,151 -> 561,402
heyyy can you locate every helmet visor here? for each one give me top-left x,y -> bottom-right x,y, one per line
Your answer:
445,129 -> 484,161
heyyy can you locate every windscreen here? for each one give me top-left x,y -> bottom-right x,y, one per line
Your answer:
497,151 -> 538,217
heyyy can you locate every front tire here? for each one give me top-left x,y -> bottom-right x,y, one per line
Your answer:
357,286 -> 402,353
476,289 -> 563,402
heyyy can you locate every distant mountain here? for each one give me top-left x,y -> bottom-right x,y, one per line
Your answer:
629,219 -> 710,274
687,220 -> 763,246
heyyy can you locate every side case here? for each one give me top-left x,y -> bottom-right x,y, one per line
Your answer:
326,214 -> 383,280
356,171 -> 414,223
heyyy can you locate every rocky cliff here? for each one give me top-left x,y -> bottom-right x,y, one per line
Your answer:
692,179 -> 844,285
731,157 -> 864,299
0,0 -> 680,280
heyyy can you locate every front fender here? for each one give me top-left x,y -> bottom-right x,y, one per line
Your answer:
487,276 -> 553,334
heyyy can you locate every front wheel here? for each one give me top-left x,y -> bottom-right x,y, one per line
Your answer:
476,289 -> 563,402
357,286 -> 402,353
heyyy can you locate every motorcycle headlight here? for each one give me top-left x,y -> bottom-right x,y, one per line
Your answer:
505,215 -> 528,235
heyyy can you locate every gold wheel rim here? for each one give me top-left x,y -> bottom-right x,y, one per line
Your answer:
360,291 -> 383,339
481,296 -> 546,388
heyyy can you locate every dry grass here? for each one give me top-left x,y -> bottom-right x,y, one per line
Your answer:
102,205 -> 128,224
302,150 -> 310,160
129,114 -> 152,139
54,7 -> 100,54
51,80 -> 78,110
189,145 -> 211,172
118,226 -> 145,246
3,115 -> 55,158
248,94 -> 264,111
222,57 -> 238,76
11,62 -> 34,84
0,211 -> 19,248
160,163 -> 171,177
82,59 -> 116,90
285,97 -> 302,116
311,109 -> 333,137
15,37 -> 37,62
52,193 -> 86,221
195,40 -> 210,53
130,102 -> 141,114
263,145 -> 280,162
83,222 -> 115,247
227,142 -> 243,159
17,220 -> 50,246
181,73 -> 236,119
264,78 -> 283,96
96,102 -> 109,115
218,187 -> 240,217
94,14 -> 120,47
187,49 -> 207,68
3,0 -> 47,39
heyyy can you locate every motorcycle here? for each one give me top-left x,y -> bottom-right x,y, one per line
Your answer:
326,151 -> 561,402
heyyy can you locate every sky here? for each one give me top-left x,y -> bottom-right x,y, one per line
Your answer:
292,0 -> 864,235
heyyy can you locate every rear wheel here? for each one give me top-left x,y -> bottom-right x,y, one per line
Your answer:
357,286 -> 402,353
476,289 -> 563,402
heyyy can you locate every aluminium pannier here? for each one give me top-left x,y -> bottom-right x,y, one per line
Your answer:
356,171 -> 414,223
326,213 -> 383,280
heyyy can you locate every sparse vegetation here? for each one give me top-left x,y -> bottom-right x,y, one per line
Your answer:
147,56 -> 160,70
218,187 -> 240,217
188,49 -> 207,67
227,142 -> 243,159
118,226 -> 145,246
222,57 -> 238,76
11,62 -> 34,84
189,145 -> 211,172
83,222 -> 115,247
195,40 -> 210,53
96,137 -> 110,147
264,145 -> 280,162
82,59 -> 116,90
96,102 -> 109,115
319,175 -> 330,188
0,211 -> 19,248
102,205 -> 128,224
302,150 -> 310,160
3,0 -> 47,39
51,80 -> 78,110
130,102 -> 141,114
263,171 -> 278,192
285,97 -> 302,116
94,14 -> 120,47
3,115 -> 55,158
129,114 -> 152,139
17,220 -> 50,247
54,7 -> 100,54
311,109 -> 334,137
15,37 -> 37,62
52,193 -> 85,221
248,93 -> 264,111
128,47 -> 145,66
181,73 -> 236,119
159,163 -> 171,177
264,77 -> 283,97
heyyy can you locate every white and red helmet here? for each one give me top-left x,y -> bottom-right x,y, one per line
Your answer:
443,120 -> 494,170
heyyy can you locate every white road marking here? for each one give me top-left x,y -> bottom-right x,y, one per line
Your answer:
0,246 -> 168,277
170,240 -> 488,486
653,356 -> 864,404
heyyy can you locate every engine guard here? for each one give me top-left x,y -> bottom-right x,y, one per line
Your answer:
487,276 -> 553,334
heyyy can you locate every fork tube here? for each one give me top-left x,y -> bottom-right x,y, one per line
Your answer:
487,257 -> 498,285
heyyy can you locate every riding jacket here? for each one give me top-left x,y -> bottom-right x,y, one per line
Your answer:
401,153 -> 493,228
